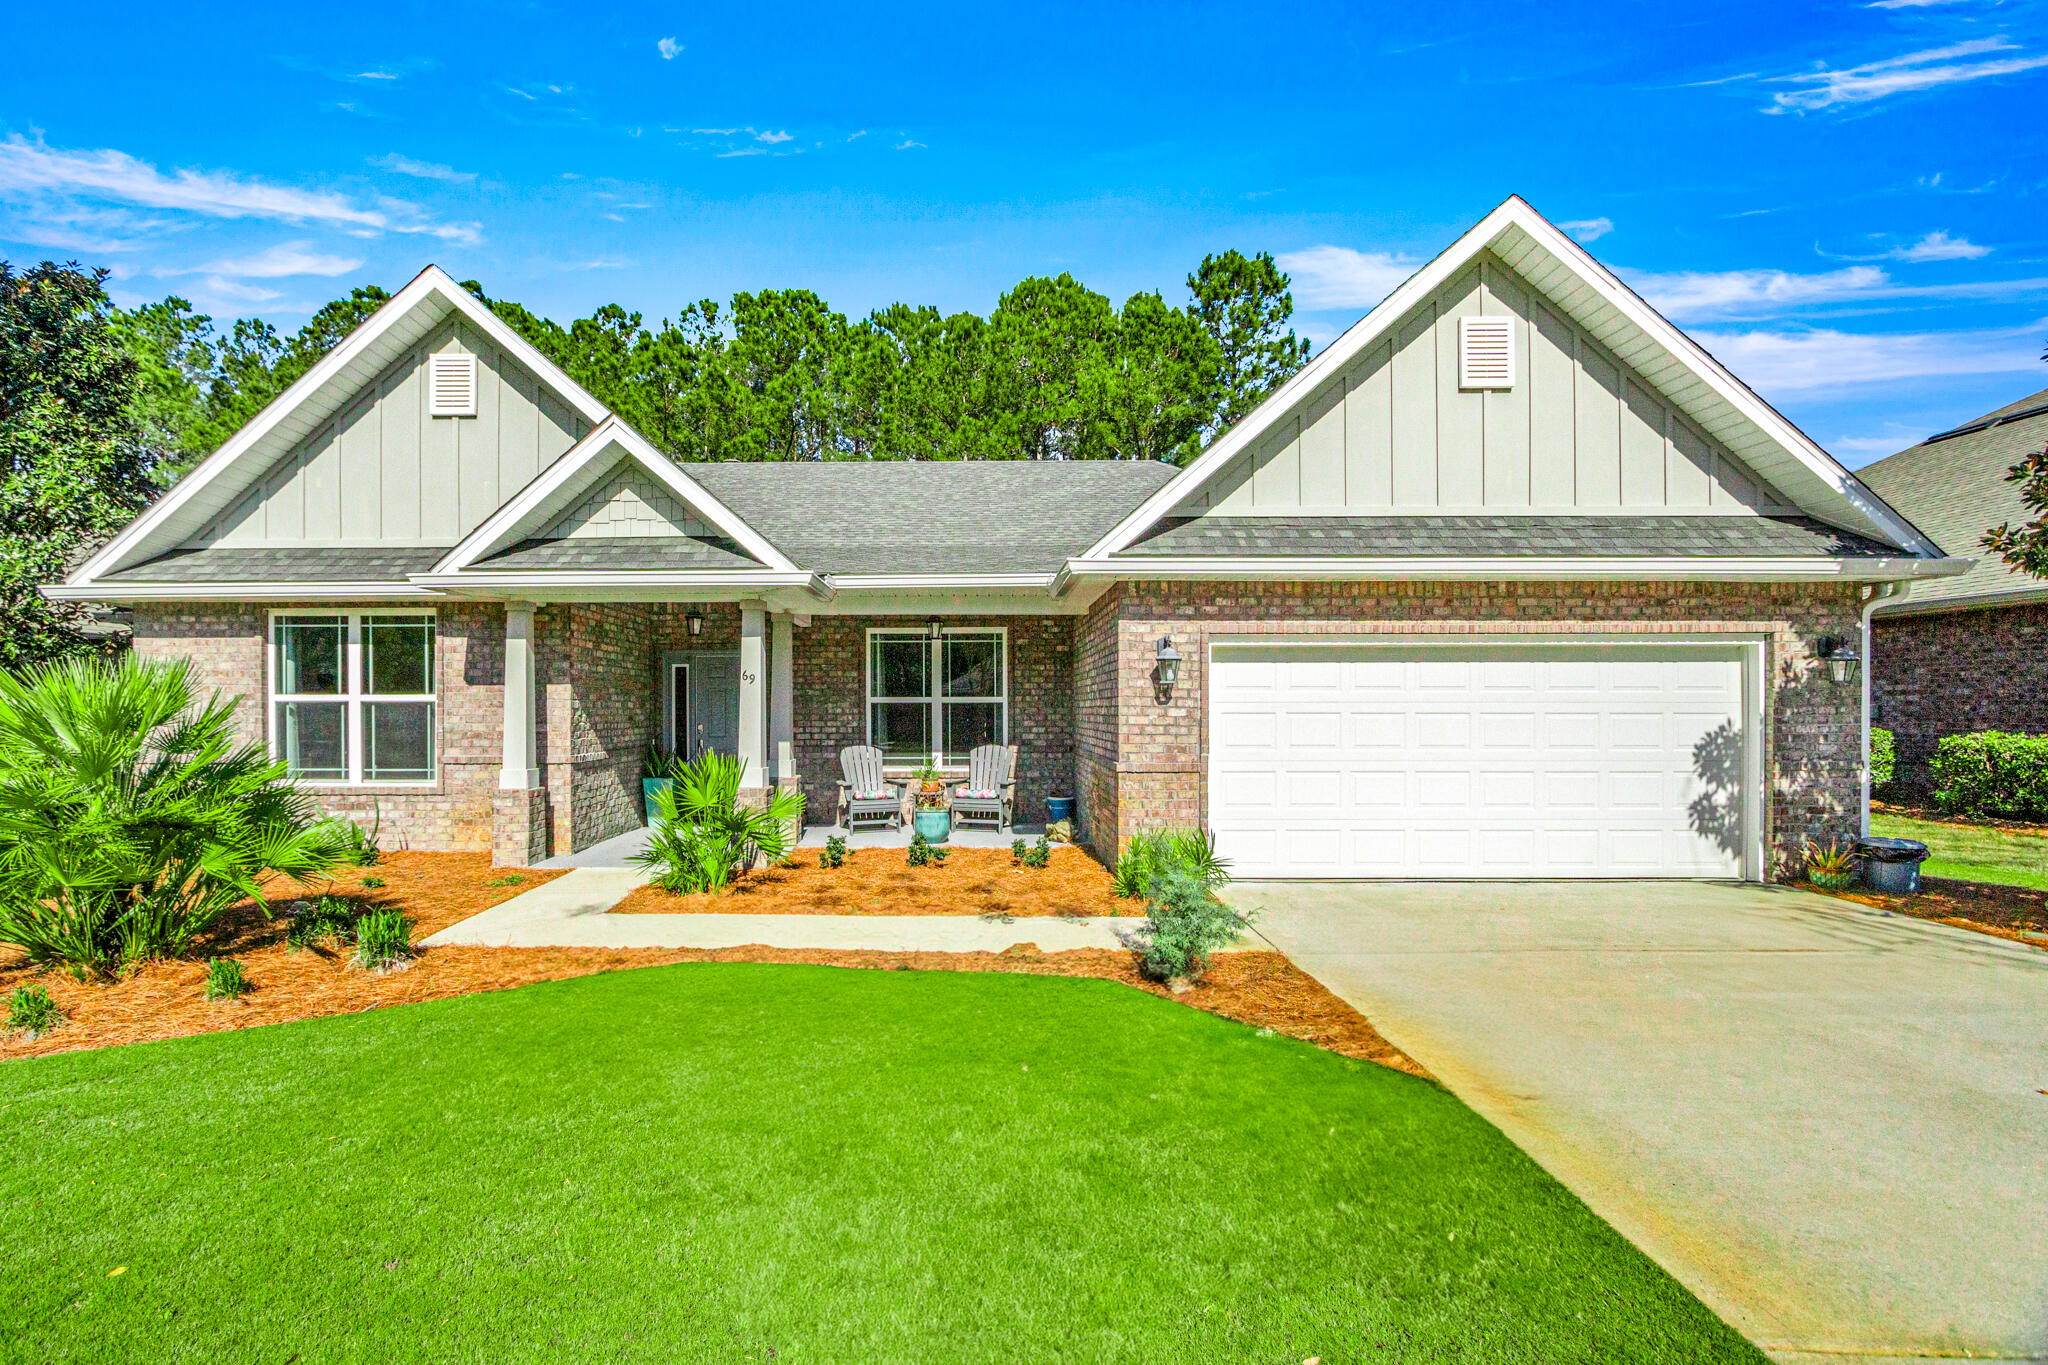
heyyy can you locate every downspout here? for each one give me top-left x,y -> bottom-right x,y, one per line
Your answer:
1859,581 -> 1905,837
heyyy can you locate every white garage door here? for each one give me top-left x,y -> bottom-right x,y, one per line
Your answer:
1209,644 -> 1752,879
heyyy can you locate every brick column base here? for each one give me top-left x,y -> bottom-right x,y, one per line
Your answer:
493,788 -> 551,867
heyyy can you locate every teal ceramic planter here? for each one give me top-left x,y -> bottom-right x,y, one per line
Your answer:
643,777 -> 674,825
913,808 -> 950,843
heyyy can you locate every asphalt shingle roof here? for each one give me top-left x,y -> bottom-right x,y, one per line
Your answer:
101,546 -> 451,583
1856,387 -> 2048,607
473,536 -> 762,571
680,459 -> 1181,575
1121,515 -> 1900,559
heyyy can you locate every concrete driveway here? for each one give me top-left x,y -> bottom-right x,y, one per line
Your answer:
1233,880 -> 2048,1365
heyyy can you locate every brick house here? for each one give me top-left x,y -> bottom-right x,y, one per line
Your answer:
1859,388 -> 2048,794
49,197 -> 1960,877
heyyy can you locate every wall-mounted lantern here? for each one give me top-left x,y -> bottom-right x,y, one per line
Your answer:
685,607 -> 705,638
1152,636 -> 1182,705
928,619 -> 944,640
1818,636 -> 1860,686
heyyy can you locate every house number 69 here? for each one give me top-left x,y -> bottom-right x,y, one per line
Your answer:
742,670 -> 757,684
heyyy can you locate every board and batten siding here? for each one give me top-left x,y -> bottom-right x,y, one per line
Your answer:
188,318 -> 589,547
537,458 -> 716,540
1180,251 -> 1794,517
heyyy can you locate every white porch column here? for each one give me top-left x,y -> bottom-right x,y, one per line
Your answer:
499,601 -> 540,790
769,611 -> 795,784
738,602 -> 768,790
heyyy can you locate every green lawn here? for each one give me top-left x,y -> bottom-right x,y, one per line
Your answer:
1870,812 -> 2048,891
0,964 -> 1761,1363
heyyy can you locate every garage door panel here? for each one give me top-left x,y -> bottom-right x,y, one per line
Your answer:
1209,645 -> 1748,879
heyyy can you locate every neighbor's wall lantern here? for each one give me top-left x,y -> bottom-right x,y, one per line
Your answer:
1818,636 -> 1860,686
928,618 -> 944,640
1152,636 -> 1182,704
685,607 -> 705,637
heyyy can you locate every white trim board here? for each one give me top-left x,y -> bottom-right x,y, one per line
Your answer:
1081,196 -> 1946,563
67,267 -> 613,588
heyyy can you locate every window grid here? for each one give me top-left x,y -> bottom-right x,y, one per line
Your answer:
269,609 -> 438,787
865,627 -> 1007,769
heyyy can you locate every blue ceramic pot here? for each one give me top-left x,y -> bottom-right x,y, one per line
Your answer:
913,808 -> 950,843
642,777 -> 674,825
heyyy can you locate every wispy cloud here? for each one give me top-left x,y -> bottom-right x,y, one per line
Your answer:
847,129 -> 868,141
1766,38 -> 2048,112
657,36 -> 682,60
0,134 -> 481,243
193,242 -> 362,278
369,152 -> 477,183
1866,0 -> 1972,8
756,129 -> 793,144
1693,319 -> 2048,390
1624,262 -> 2047,320
1275,245 -> 1420,309
895,139 -> 925,150
1558,216 -> 1614,243
353,69 -> 400,81
563,256 -> 632,271
1889,228 -> 1990,260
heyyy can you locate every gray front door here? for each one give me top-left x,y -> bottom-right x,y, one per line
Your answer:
665,651 -> 739,761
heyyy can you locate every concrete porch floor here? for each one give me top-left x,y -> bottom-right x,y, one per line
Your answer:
536,821 -> 1049,869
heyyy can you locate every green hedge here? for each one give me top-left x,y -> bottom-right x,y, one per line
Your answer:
1931,731 -> 2048,821
1870,726 -> 1895,792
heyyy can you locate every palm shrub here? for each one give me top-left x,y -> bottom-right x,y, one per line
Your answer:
7,982 -> 62,1036
1111,828 -> 1230,899
1118,864 -> 1256,984
630,750 -> 805,894
0,657 -> 346,975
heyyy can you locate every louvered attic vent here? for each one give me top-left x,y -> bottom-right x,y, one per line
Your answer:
428,353 -> 479,417
1457,316 -> 1515,390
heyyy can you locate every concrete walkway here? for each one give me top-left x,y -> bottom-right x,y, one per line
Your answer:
1237,879 -> 2048,1365
537,822 -> 1049,868
423,866 -> 1146,951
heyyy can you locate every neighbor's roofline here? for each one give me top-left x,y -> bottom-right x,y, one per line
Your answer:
1078,195 -> 1943,562
66,266 -> 614,589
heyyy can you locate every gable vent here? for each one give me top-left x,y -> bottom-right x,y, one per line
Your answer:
428,352 -> 479,417
1458,316 -> 1515,390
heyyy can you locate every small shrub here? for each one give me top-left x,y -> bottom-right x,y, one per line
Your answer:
6,983 -> 63,1037
1112,828 -> 1230,899
314,814 -> 381,867
352,910 -> 412,972
1870,726 -> 1895,793
930,845 -> 950,865
1931,731 -> 2048,821
485,874 -> 526,889
1118,866 -> 1256,984
820,835 -> 847,869
908,831 -> 933,867
1803,838 -> 1859,890
203,957 -> 248,1001
361,875 -> 386,889
1013,835 -> 1051,869
286,894 -> 357,951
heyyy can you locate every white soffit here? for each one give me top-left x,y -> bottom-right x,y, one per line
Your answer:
70,266 -> 612,584
1082,197 -> 1940,560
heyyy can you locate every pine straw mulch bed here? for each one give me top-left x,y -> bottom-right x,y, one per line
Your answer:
0,852 -> 1417,1075
611,845 -> 1132,917
1803,874 -> 2048,951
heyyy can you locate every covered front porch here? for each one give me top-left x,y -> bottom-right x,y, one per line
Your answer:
536,818 -> 1054,869
488,597 -> 1078,866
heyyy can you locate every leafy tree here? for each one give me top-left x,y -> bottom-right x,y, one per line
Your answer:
0,655 -> 345,974
1982,346 -> 2048,577
988,273 -> 1120,460
1188,248 -> 1312,438
0,262 -> 154,669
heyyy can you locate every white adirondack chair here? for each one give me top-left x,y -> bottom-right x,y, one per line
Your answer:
837,745 -> 904,830
948,744 -> 1016,832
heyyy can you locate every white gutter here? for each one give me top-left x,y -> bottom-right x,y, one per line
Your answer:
405,570 -> 830,598
825,573 -> 1057,591
1860,581 -> 1904,838
1059,555 -> 1973,585
42,581 -> 440,602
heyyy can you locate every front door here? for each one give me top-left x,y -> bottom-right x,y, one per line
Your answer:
665,651 -> 740,761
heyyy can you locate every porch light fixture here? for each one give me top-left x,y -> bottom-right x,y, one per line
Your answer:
1152,636 -> 1182,705
1818,636 -> 1860,686
685,607 -> 705,638
928,619 -> 944,640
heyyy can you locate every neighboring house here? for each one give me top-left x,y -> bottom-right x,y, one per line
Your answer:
1859,388 -> 2048,793
48,197 -> 1961,878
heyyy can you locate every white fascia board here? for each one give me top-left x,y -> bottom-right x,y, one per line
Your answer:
42,582 -> 441,602
409,569 -> 826,595
1061,555 -> 1972,583
1873,581 -> 2048,617
824,574 -> 1057,591
69,266 -> 612,589
430,417 -> 801,575
1081,196 -> 1941,561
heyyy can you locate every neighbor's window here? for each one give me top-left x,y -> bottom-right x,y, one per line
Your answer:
866,628 -> 1006,766
272,611 -> 437,784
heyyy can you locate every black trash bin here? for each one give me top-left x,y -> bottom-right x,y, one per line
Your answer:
1855,836 -> 1930,894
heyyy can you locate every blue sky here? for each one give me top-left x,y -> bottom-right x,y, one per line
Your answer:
5,0 -> 2046,466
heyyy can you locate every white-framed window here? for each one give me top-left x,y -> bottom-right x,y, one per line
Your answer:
866,626 -> 1006,768
270,610 -> 437,786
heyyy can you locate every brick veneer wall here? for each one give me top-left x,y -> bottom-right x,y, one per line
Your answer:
791,615 -> 1075,826
1083,579 -> 1866,877
1872,602 -> 2048,796
1073,592 -> 1121,852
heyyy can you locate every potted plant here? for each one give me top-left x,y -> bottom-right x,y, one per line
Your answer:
911,759 -> 950,843
1803,838 -> 1858,892
643,740 -> 680,827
